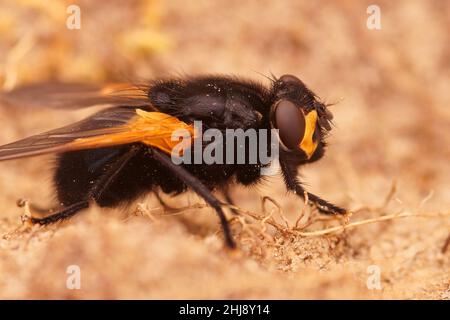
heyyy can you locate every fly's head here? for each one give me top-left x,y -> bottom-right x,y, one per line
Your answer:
269,74 -> 334,162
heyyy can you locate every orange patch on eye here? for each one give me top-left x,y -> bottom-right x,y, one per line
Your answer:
299,110 -> 318,159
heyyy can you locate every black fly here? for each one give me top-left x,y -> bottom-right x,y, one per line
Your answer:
0,74 -> 346,248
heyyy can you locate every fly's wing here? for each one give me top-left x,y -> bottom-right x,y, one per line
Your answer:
0,83 -> 152,109
0,107 -> 196,161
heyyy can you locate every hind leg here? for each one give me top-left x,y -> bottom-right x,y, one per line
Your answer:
30,201 -> 89,225
29,146 -> 140,225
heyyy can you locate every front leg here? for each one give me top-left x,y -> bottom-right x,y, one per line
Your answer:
303,191 -> 347,215
280,160 -> 346,215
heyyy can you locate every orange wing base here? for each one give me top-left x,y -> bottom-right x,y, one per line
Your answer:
67,109 -> 197,155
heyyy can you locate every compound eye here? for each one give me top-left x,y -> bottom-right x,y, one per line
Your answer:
279,74 -> 302,85
273,100 -> 306,150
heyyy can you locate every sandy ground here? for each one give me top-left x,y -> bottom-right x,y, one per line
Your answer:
0,0 -> 449,299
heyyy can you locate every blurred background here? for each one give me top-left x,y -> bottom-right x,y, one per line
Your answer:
0,0 -> 449,299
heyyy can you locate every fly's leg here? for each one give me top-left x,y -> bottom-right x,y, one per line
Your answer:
305,192 -> 346,215
152,149 -> 236,249
221,186 -> 240,216
30,201 -> 89,225
280,160 -> 347,215
28,146 -> 140,225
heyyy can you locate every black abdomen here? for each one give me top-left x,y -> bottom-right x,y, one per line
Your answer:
53,145 -> 185,207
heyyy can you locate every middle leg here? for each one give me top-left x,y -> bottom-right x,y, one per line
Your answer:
152,149 -> 236,248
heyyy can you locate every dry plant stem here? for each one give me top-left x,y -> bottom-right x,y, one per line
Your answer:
132,203 -> 158,222
14,190 -> 447,244
295,211 -> 450,237
226,202 -> 449,239
227,204 -> 289,233
352,181 -> 398,213
260,210 -> 274,234
232,216 -> 263,245
261,196 -> 290,228
294,191 -> 309,229
381,181 -> 397,208
233,216 -> 272,256
155,203 -> 208,215
419,190 -> 434,209
442,234 -> 450,254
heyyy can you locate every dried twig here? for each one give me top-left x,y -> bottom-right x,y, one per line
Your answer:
352,180 -> 398,213
419,190 -> 434,209
262,196 -> 289,228
442,234 -> 450,254
294,191 -> 310,229
296,211 -> 450,237
124,185 -> 450,244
